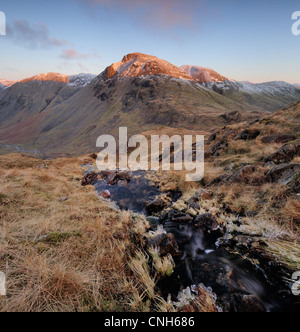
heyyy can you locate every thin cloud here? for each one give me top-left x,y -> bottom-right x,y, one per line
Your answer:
80,0 -> 205,29
60,48 -> 100,60
7,19 -> 68,49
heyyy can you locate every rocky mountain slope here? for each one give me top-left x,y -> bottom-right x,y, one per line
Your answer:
0,53 -> 300,156
105,53 -> 191,80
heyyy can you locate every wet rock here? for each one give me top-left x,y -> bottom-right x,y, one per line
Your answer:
101,190 -> 111,199
146,216 -> 160,230
239,295 -> 265,312
99,170 -> 131,185
148,233 -> 180,257
146,198 -> 166,214
261,134 -> 296,144
81,172 -> 98,186
107,171 -> 119,185
266,141 -> 300,164
265,163 -> 300,185
118,171 -> 131,181
194,213 -> 219,232
162,210 -> 194,224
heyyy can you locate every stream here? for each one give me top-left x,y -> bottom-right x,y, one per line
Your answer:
0,143 -> 45,159
88,169 -> 298,312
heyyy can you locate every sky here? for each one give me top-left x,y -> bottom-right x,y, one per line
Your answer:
0,0 -> 299,83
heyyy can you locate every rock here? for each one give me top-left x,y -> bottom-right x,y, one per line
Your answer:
89,153 -> 98,160
227,165 -> 259,184
148,233 -> 180,257
194,189 -> 213,201
186,208 -> 198,217
107,171 -> 118,185
207,133 -> 217,143
118,171 -> 131,181
207,174 -> 230,187
59,196 -> 69,203
187,198 -> 200,210
161,210 -> 194,224
234,130 -> 260,141
265,163 -> 300,185
266,141 -> 300,164
239,295 -> 265,312
81,172 -> 98,186
99,170 -> 131,185
146,216 -> 160,230
261,134 -> 296,144
101,190 -> 111,199
194,213 -> 219,232
146,198 -> 166,214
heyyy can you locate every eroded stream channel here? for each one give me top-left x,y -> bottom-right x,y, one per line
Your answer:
82,168 -> 298,312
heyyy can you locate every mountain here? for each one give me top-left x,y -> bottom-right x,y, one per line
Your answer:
180,65 -> 229,83
20,72 -> 70,84
0,53 -> 299,157
294,84 -> 300,90
0,79 -> 17,87
203,80 -> 300,112
68,73 -> 97,87
105,53 -> 191,80
180,66 -> 300,112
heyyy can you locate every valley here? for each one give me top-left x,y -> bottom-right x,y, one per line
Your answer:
0,52 -> 299,312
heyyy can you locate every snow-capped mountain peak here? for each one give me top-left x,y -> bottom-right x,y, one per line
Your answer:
105,53 -> 192,80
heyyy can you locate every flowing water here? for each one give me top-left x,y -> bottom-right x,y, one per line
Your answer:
92,170 -> 298,312
0,143 -> 45,159
94,171 -> 161,214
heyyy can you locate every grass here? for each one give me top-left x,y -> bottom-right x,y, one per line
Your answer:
0,153 -> 162,312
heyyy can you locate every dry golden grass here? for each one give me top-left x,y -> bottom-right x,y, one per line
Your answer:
0,154 -> 160,312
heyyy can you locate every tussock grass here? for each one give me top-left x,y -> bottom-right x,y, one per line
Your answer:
0,154 -> 157,312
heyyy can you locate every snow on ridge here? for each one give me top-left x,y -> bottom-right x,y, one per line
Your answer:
68,73 -> 97,87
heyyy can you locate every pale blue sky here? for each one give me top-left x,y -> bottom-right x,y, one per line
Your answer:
0,0 -> 299,83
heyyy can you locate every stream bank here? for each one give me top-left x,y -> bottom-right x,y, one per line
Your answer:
82,169 -> 299,312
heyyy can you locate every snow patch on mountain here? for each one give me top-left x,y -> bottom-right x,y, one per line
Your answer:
180,65 -> 229,83
68,73 -> 97,87
203,80 -> 300,96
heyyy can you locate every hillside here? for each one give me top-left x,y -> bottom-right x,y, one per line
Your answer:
0,53 -> 300,156
0,73 -> 264,156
